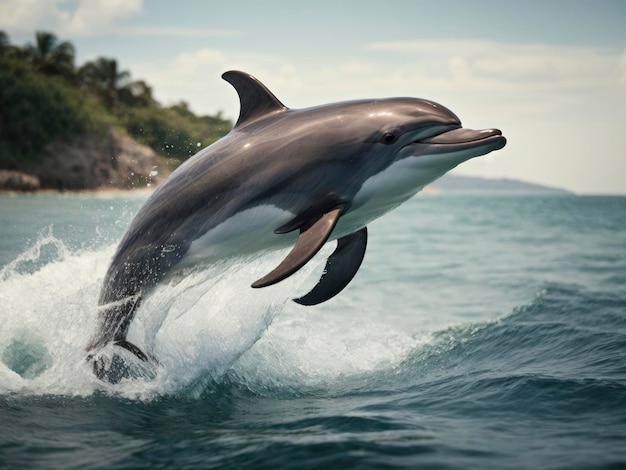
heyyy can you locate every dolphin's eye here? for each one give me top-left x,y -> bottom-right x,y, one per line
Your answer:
381,132 -> 398,145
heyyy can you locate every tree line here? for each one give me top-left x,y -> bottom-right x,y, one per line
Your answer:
0,30 -> 231,166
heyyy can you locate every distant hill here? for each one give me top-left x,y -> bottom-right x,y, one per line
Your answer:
429,174 -> 571,194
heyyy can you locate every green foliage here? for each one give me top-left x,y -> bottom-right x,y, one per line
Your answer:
119,102 -> 231,162
0,30 -> 232,169
79,58 -> 168,111
0,58 -> 111,165
0,31 -> 8,53
25,31 -> 76,81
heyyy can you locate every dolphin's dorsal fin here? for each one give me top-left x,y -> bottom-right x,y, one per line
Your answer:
222,70 -> 287,128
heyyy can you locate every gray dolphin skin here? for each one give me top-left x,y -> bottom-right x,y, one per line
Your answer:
87,70 -> 506,381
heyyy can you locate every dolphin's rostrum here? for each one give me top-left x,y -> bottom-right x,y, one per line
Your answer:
87,71 -> 506,381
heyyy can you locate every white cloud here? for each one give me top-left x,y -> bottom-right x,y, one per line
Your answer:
114,26 -> 240,38
0,0 -> 143,36
0,0 -> 66,32
367,39 -> 623,93
66,0 -> 142,35
0,0 -> 240,39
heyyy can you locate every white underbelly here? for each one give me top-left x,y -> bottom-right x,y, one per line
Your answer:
179,205 -> 297,268
335,160 -> 428,236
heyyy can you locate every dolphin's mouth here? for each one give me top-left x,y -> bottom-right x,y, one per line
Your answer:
416,127 -> 506,154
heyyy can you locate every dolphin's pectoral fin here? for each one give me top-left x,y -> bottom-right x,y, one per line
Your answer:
294,227 -> 368,306
252,207 -> 343,288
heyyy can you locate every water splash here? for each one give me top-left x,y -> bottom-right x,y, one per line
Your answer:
0,229 -> 429,399
0,226 -> 68,280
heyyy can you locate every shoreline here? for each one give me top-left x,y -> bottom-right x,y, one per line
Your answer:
0,186 -> 157,197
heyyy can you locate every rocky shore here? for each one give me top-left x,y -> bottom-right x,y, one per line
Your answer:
1,127 -> 162,192
0,170 -> 40,191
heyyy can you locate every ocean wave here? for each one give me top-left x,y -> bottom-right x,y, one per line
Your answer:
384,283 -> 626,417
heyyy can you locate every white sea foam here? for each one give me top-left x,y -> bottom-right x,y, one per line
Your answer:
0,232 -> 421,399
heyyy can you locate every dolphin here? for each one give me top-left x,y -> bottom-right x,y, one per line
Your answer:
86,70 -> 506,380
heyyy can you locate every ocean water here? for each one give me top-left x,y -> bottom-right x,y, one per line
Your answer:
0,191 -> 625,469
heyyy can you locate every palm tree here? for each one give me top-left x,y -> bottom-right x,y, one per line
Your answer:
117,79 -> 156,107
79,57 -> 155,108
25,31 -> 75,78
0,30 -> 28,59
79,57 -> 131,108
0,30 -> 8,56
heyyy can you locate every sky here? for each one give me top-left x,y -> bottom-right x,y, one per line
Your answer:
1,0 -> 625,194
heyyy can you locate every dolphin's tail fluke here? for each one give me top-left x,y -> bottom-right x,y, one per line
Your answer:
87,339 -> 157,383
86,295 -> 158,383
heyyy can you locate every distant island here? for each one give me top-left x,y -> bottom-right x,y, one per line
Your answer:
428,174 -> 571,194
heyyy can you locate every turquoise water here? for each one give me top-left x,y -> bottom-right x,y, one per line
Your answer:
1,192 -> 625,468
